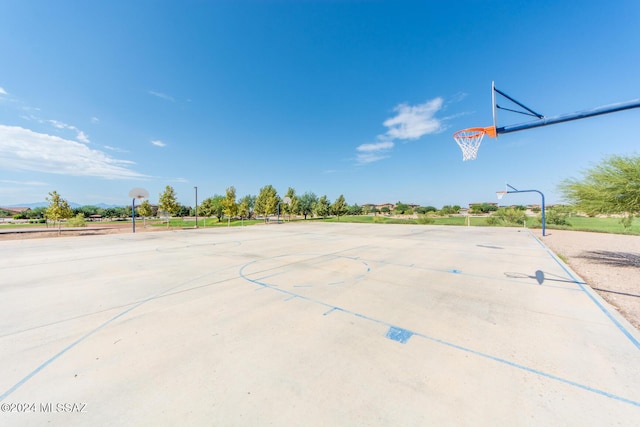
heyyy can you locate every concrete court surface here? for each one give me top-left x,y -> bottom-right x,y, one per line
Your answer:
0,222 -> 639,426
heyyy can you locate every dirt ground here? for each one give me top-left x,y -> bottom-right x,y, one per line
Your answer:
1,224 -> 638,331
537,229 -> 640,331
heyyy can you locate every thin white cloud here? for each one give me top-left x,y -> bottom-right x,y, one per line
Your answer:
48,119 -> 90,143
104,145 -> 129,153
356,152 -> 390,164
148,90 -> 175,102
0,125 -> 147,179
151,140 -> 167,147
356,141 -> 394,165
0,179 -> 48,186
383,98 -> 444,140
357,141 -> 394,152
91,116 -> 100,124
0,87 -> 7,95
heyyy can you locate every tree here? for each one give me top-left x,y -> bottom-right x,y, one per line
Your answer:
176,205 -> 191,217
314,195 -> 331,218
393,202 -> 412,215
559,154 -> 640,228
439,205 -> 460,215
158,185 -> 179,227
486,207 -> 527,226
331,194 -> 348,219
347,204 -> 362,215
470,203 -> 498,214
223,186 -> 238,225
255,185 -> 279,222
138,200 -> 153,227
25,206 -> 47,220
299,192 -> 318,220
45,191 -> 73,234
199,195 -> 225,223
415,206 -> 437,215
283,187 -> 300,221
239,194 -> 255,219
198,197 -> 215,225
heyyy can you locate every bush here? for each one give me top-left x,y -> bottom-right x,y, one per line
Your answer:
67,213 -> 87,227
544,208 -> 570,226
417,215 -> 435,224
489,207 -> 527,226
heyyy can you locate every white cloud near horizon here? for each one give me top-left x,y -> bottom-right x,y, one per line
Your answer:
148,90 -> 175,102
151,140 -> 167,147
0,125 -> 148,179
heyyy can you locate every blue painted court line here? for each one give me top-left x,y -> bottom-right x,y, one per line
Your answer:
529,231 -> 640,351
239,257 -> 640,409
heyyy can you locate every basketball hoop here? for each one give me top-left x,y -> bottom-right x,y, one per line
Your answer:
453,126 -> 496,161
496,191 -> 507,200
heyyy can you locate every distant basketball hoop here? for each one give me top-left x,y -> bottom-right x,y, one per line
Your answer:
128,187 -> 149,233
128,188 -> 150,200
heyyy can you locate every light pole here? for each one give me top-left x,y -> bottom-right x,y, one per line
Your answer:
497,184 -> 546,236
194,186 -> 198,228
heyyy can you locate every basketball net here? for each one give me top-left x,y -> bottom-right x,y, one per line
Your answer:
453,127 -> 496,161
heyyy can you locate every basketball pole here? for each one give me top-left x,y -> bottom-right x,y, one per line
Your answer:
504,184 -> 546,237
132,198 -> 136,233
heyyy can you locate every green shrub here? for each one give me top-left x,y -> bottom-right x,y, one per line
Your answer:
67,213 -> 87,227
543,208 -> 570,226
417,215 -> 435,224
490,207 -> 527,225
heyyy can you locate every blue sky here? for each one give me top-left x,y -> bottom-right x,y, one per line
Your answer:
1,0 -> 639,209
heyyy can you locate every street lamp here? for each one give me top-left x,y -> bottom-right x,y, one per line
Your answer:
194,186 -> 198,228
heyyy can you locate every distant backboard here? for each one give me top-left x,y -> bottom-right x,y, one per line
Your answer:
128,188 -> 149,199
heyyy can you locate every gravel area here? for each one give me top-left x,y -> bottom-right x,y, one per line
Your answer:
537,229 -> 640,331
